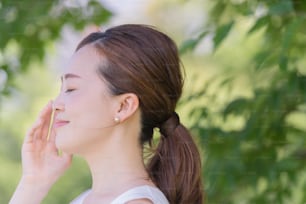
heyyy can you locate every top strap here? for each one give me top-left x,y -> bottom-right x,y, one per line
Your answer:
110,185 -> 169,204
70,189 -> 91,204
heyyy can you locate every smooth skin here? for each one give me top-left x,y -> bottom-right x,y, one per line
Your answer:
9,46 -> 155,204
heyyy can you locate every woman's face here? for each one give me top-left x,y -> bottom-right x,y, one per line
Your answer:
53,45 -> 118,154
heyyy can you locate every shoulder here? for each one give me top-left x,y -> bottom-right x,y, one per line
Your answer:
126,198 -> 154,204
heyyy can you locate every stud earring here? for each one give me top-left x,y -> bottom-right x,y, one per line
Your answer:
114,117 -> 120,123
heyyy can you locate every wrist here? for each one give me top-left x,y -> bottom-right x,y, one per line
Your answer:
20,174 -> 53,193
9,176 -> 52,204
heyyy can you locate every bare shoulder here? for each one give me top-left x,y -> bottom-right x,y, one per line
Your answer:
126,198 -> 154,204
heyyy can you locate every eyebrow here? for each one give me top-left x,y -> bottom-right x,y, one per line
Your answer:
61,73 -> 81,82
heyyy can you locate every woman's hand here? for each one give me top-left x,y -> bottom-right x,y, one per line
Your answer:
22,101 -> 72,181
9,101 -> 72,204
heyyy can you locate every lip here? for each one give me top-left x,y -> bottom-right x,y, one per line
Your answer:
53,120 -> 70,128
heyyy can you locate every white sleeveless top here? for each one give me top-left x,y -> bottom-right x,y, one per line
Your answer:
70,185 -> 169,204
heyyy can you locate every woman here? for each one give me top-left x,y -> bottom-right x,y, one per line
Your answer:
9,24 -> 204,204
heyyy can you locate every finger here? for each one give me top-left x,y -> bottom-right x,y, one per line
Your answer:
24,118 -> 43,143
46,108 -> 55,141
45,137 -> 59,154
47,127 -> 56,143
61,152 -> 73,164
34,102 -> 53,141
40,112 -> 53,142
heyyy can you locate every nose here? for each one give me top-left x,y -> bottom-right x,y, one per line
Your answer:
53,95 -> 65,112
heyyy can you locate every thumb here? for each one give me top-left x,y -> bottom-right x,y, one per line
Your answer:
61,152 -> 73,164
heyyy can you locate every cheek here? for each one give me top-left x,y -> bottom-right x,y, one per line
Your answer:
55,90 -> 115,152
64,90 -> 114,130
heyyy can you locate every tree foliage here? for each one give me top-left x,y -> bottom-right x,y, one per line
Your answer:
180,0 -> 306,203
0,0 -> 111,97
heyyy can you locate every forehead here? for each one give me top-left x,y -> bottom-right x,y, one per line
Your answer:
63,45 -> 104,79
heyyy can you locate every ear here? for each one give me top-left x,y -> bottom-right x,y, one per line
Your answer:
115,93 -> 139,122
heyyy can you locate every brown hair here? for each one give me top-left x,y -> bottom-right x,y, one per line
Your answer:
76,24 -> 204,204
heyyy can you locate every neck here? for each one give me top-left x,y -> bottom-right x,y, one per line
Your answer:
81,128 -> 152,195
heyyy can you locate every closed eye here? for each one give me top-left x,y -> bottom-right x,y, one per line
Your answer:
65,89 -> 75,93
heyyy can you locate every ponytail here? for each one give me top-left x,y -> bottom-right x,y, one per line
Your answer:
147,113 -> 204,204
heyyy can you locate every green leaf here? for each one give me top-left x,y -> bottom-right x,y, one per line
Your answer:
279,18 -> 302,71
179,31 -> 208,54
213,21 -> 234,50
219,76 -> 234,87
268,0 -> 294,15
88,0 -> 112,24
179,39 -> 200,54
279,55 -> 288,71
281,18 -> 302,52
210,1 -> 227,23
253,50 -> 271,70
223,97 -> 250,118
248,16 -> 269,35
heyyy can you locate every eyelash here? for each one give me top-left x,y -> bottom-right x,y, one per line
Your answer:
65,89 -> 75,93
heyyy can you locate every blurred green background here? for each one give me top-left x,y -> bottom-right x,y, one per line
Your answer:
1,0 -> 306,203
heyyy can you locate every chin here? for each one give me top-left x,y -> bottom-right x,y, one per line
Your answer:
55,132 -> 74,153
